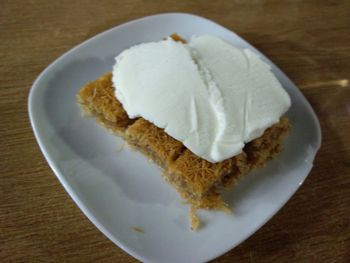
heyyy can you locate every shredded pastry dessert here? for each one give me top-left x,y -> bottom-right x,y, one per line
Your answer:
76,34 -> 291,230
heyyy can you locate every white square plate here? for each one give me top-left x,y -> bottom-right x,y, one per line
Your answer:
28,13 -> 321,263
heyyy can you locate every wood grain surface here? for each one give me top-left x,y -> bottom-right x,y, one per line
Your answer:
1,0 -> 349,262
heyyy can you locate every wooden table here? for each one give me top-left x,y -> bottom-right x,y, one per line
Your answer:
1,1 -> 349,262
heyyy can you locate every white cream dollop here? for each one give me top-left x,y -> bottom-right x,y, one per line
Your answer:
112,35 -> 291,163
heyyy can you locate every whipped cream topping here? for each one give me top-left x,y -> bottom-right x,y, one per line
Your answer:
112,35 -> 291,162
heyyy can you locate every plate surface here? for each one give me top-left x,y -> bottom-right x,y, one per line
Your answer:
28,13 -> 321,263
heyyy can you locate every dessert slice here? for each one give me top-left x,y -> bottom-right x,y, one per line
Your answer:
77,34 -> 291,230
77,73 -> 291,229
